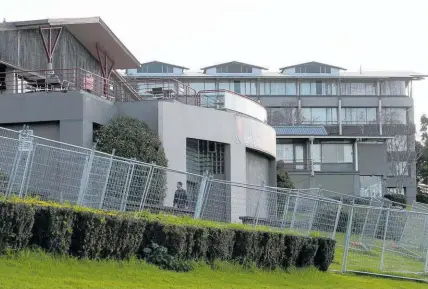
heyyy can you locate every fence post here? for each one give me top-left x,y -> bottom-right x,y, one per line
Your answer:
290,189 -> 300,230
18,127 -> 34,198
139,162 -> 155,211
77,144 -> 96,206
253,181 -> 265,227
280,192 -> 290,229
120,159 -> 136,212
341,203 -> 354,273
21,133 -> 37,199
98,149 -> 115,210
307,194 -> 319,234
5,127 -> 27,197
332,198 -> 343,240
380,207 -> 391,271
194,170 -> 210,219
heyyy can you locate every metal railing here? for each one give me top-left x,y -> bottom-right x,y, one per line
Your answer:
196,90 -> 267,123
0,126 -> 340,240
0,68 -> 141,102
0,125 -> 427,280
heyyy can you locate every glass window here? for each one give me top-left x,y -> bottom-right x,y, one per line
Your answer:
301,108 -> 338,125
277,144 -> 294,163
360,176 -> 382,197
233,81 -> 241,94
388,162 -> 409,176
321,143 -> 353,163
285,82 -> 297,95
300,82 -> 311,95
341,108 -> 378,124
271,81 -> 286,95
218,81 -> 230,90
387,135 -> 408,152
260,81 -> 270,95
204,81 -> 215,90
189,82 -> 205,92
340,82 -> 376,95
381,81 -> 406,96
382,108 -> 407,124
387,187 -> 406,195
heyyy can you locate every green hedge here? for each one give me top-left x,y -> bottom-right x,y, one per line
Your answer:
416,193 -> 428,204
0,199 -> 336,271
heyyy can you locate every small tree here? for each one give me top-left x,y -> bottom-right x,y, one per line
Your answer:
268,102 -> 304,126
382,109 -> 419,195
276,162 -> 295,218
96,116 -> 168,208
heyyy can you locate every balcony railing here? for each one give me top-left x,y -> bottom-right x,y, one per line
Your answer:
0,68 -> 141,102
196,90 -> 268,123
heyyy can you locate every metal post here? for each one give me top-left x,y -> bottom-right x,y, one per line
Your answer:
98,149 -> 115,210
307,195 -> 319,233
6,127 -> 26,197
332,198 -> 343,240
341,203 -> 354,273
290,189 -> 300,230
18,127 -> 34,198
424,247 -> 428,274
253,181 -> 266,227
280,193 -> 290,229
360,198 -> 373,243
139,163 -> 155,211
120,160 -> 135,212
194,170 -> 209,219
77,144 -> 96,206
20,133 -> 37,198
380,208 -> 391,271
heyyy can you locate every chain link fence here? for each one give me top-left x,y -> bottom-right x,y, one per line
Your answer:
1,126 -> 427,280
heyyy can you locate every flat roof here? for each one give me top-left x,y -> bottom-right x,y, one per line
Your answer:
127,70 -> 426,80
9,17 -> 140,70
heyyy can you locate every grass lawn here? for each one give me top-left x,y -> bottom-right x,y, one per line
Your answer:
0,250 -> 427,289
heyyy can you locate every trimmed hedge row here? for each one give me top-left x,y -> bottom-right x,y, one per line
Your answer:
0,199 -> 336,271
416,193 -> 428,204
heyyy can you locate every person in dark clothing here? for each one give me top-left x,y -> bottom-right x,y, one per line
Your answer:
173,181 -> 188,209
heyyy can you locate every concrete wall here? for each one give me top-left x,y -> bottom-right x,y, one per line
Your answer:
157,100 -> 276,222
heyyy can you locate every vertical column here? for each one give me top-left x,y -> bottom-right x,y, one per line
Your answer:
296,79 -> 299,96
338,98 -> 342,135
379,98 -> 383,135
310,137 -> 314,176
297,98 -> 302,125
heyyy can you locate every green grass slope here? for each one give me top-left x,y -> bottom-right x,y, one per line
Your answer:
0,250 -> 426,289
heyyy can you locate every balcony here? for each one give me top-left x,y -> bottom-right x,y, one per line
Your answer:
197,90 -> 268,123
277,159 -> 355,173
0,68 -> 140,102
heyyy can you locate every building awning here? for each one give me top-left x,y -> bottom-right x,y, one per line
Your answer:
274,126 -> 328,136
12,17 -> 140,70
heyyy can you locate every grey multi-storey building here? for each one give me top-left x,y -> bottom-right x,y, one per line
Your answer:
126,61 -> 425,202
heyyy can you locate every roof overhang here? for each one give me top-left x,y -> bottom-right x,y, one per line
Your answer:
12,17 -> 140,70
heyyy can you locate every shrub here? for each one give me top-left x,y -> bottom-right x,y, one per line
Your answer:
313,238 -> 336,271
0,169 -> 8,193
416,193 -> 428,204
95,116 -> 168,207
0,197 -> 337,272
296,238 -> 319,268
143,242 -> 193,272
384,194 -> 407,207
69,211 -> 107,259
206,228 -> 235,262
30,206 -> 74,254
0,201 -> 34,252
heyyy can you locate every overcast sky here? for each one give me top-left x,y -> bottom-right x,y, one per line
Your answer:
1,0 -> 427,134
